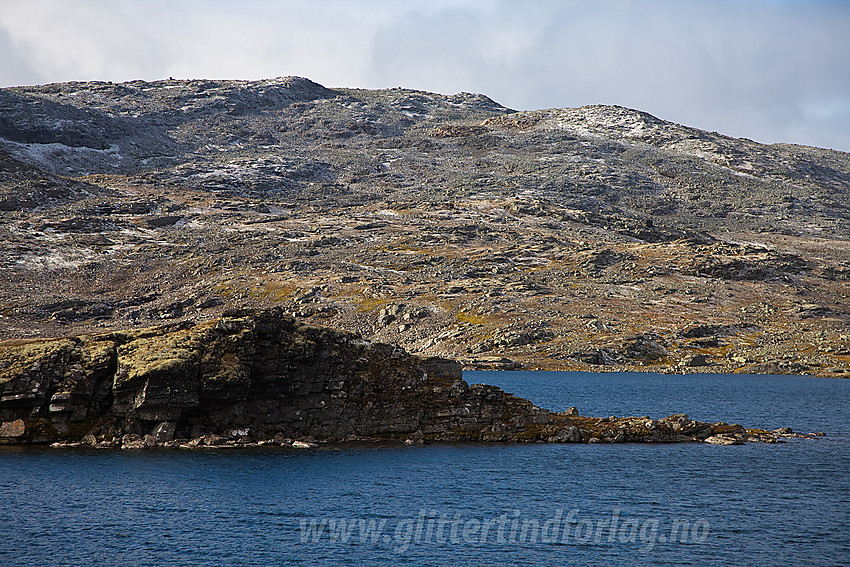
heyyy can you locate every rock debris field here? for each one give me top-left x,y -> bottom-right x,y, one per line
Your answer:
1,77 -> 848,376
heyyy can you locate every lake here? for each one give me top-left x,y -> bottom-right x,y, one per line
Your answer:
1,371 -> 848,566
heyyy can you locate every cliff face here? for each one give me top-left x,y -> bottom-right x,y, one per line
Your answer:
0,309 -> 801,448
0,308 -> 559,446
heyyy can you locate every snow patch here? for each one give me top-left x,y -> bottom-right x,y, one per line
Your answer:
0,140 -> 122,171
15,249 -> 95,271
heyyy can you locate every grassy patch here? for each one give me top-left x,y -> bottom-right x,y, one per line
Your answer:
356,297 -> 391,313
252,281 -> 298,302
456,312 -> 490,326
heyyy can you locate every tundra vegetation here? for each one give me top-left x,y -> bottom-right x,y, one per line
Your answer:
0,77 -> 848,376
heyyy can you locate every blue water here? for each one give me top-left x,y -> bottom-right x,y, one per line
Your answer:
1,371 -> 848,567
467,370 -> 850,435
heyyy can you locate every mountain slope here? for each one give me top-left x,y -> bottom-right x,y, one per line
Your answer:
1,77 -> 848,376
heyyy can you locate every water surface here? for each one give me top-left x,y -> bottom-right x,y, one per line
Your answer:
1,371 -> 847,566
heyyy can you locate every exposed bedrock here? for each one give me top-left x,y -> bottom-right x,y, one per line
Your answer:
0,309 -> 804,448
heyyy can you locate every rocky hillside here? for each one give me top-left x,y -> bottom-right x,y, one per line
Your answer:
1,77 -> 848,376
0,309 -> 799,447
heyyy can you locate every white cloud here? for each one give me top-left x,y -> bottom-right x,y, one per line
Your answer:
1,0 -> 849,151
0,27 -> 45,86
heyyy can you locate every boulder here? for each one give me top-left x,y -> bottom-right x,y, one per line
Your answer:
577,348 -> 619,365
121,434 -> 146,450
151,421 -> 177,443
685,354 -> 710,367
0,419 -> 25,438
547,426 -> 581,443
704,435 -> 745,446
623,333 -> 669,361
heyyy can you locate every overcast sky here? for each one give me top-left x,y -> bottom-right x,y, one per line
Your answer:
2,0 -> 849,152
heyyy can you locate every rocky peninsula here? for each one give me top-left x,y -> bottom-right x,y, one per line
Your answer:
0,309 -> 809,449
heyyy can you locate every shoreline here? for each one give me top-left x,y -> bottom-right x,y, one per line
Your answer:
0,310 -> 828,450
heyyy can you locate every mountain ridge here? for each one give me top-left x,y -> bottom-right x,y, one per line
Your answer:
1,77 -> 848,376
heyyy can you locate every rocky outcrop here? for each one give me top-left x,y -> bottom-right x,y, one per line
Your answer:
0,309 -> 808,449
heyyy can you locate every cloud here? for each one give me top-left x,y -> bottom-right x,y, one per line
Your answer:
1,0 -> 849,151
0,27 -> 45,87
365,0 -> 850,150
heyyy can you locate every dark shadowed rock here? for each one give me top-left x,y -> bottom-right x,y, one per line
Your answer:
623,333 -> 669,361
685,354 -> 711,367
0,309 -> 567,445
0,309 -> 793,448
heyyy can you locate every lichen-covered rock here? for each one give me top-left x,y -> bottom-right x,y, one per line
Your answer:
623,333 -> 669,362
0,309 -> 796,448
0,418 -> 25,438
0,309 -> 568,445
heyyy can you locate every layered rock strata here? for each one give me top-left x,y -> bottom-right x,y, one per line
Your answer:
0,309 -> 806,449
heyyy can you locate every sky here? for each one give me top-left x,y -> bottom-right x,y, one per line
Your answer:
1,0 -> 849,152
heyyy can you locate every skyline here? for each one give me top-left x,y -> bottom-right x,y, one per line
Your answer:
1,0 -> 849,151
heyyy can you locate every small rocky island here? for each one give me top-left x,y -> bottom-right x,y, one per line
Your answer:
0,309 -> 809,449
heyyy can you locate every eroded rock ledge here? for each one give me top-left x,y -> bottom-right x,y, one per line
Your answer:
0,309 -> 809,449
